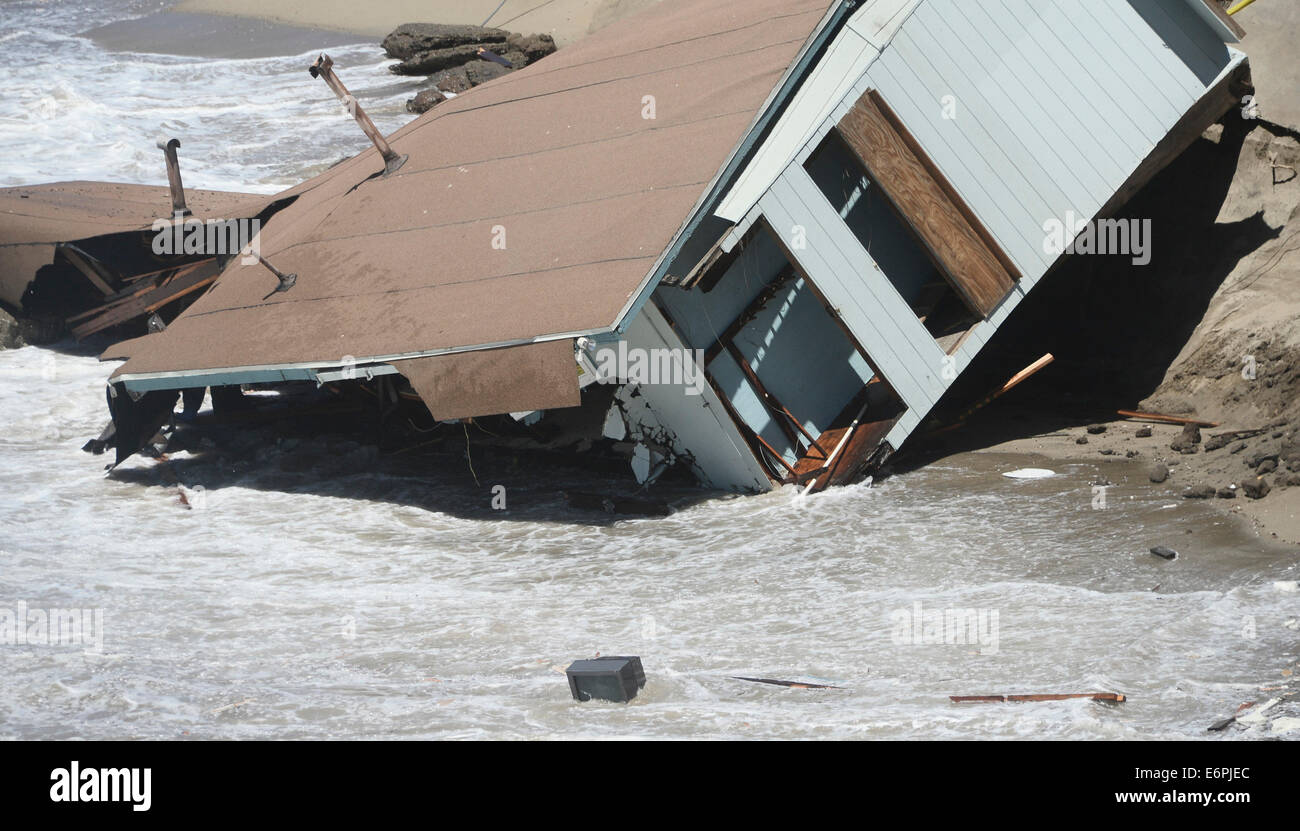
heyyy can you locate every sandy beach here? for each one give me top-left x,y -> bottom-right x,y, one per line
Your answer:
83,10 -> 369,59
909,409 -> 1300,547
170,0 -> 661,45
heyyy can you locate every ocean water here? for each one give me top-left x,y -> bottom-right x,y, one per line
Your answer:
1,1 -> 1298,740
0,345 -> 1296,739
0,0 -> 419,193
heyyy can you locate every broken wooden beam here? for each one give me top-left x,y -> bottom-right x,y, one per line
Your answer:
56,243 -> 117,296
932,353 -> 1054,434
71,261 -> 216,339
1117,410 -> 1219,428
731,676 -> 842,690
950,692 -> 1126,703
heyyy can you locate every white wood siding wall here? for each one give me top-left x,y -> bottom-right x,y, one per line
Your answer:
745,0 -> 1244,454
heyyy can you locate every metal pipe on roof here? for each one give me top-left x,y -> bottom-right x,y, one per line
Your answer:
309,54 -> 407,176
155,137 -> 189,217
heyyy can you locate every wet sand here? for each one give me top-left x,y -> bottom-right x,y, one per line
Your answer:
905,407 -> 1300,548
170,0 -> 659,46
82,10 -> 370,59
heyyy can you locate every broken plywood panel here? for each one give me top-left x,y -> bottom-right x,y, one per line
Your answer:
393,339 -> 581,421
835,89 -> 1015,317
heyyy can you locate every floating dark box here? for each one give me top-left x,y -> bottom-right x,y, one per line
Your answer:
566,656 -> 646,703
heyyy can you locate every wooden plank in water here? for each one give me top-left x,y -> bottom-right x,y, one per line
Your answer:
950,693 -> 1126,703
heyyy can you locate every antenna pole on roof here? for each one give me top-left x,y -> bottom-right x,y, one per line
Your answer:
155,137 -> 190,217
245,249 -> 297,297
309,53 -> 408,176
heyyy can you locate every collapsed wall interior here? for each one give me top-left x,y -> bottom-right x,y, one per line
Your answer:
655,216 -> 907,490
20,196 -> 296,342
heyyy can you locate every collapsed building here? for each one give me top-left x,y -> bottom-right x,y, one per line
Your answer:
14,0 -> 1253,494
0,174 -> 288,340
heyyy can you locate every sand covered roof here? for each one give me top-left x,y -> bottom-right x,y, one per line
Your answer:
111,0 -> 831,380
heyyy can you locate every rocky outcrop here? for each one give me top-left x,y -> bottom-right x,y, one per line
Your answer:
385,22 -> 558,115
388,26 -> 556,77
393,43 -> 490,76
382,24 -> 508,61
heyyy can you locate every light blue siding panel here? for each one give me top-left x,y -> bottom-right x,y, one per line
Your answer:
1019,0 -> 1164,161
867,54 -> 1051,277
1032,0 -> 1166,148
886,408 -> 922,449
759,189 -> 938,413
778,167 -> 950,405
878,29 -> 1064,229
765,166 -> 948,410
1068,0 -> 1192,127
1127,0 -> 1233,90
914,0 -> 1112,211
948,0 -> 1131,195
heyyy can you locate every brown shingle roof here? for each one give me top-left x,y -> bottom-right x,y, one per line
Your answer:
112,0 -> 831,379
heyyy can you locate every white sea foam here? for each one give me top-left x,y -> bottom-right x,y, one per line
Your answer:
0,1 -> 418,194
0,344 -> 1296,739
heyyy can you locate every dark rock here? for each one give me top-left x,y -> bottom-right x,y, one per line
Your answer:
1204,433 -> 1232,451
1257,458 -> 1278,475
1149,546 -> 1178,560
1279,472 -> 1300,488
465,60 -> 511,86
406,88 -> 446,114
430,66 -> 472,94
1076,436 -> 1089,445
1148,462 -> 1169,483
1135,427 -> 1153,438
1240,477 -> 1271,499
1100,448 -> 1116,455
1230,442 -> 1247,454
1289,454 -> 1300,472
505,31 -> 557,63
1170,423 -> 1201,452
391,44 -> 486,76
500,49 -> 529,69
1086,424 -> 1107,434
1216,486 -> 1237,499
1126,450 -> 1140,458
382,23 -> 507,61
1246,448 -> 1279,468
1182,484 -> 1217,499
